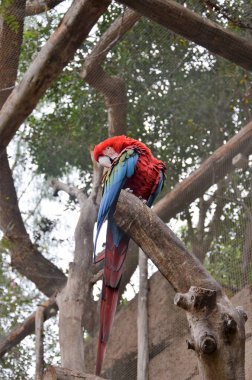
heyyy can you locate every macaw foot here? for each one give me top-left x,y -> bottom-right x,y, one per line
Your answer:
125,188 -> 133,193
138,196 -> 147,204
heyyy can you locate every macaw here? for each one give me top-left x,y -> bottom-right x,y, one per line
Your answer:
93,135 -> 166,375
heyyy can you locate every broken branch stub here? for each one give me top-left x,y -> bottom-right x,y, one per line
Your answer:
175,286 -> 247,380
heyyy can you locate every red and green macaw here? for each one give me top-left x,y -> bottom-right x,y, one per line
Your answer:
93,135 -> 166,375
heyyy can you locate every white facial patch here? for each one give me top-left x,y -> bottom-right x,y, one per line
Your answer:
98,156 -> 112,168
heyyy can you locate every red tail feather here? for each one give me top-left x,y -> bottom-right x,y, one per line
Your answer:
95,232 -> 129,376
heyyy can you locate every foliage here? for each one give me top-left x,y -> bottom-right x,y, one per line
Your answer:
0,0 -> 19,33
0,248 -> 37,379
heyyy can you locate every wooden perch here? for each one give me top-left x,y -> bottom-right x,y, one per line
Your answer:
115,191 -> 247,380
116,0 -> 252,71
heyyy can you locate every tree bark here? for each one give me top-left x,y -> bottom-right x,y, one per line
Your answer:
137,249 -> 149,380
114,191 -> 247,380
43,366 -> 106,380
26,0 -> 64,16
0,152 -> 67,296
0,0 -> 111,155
154,120 -> 252,222
116,0 -> 252,71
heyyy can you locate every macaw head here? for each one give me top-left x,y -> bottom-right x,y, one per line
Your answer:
93,135 -> 132,168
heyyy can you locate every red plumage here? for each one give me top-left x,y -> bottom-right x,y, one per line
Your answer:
94,135 -> 166,375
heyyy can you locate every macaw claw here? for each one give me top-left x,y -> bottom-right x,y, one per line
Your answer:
138,196 -> 147,204
125,188 -> 133,193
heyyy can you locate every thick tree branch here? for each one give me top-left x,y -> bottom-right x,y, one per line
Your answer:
81,8 -> 140,136
51,179 -> 87,206
43,366 -> 106,380
154,120 -> 252,222
116,0 -> 252,71
116,191 -> 221,293
0,152 -> 67,296
115,191 -> 247,380
56,153 -> 101,372
0,1 -> 67,296
0,0 -> 111,155
26,0 -> 64,16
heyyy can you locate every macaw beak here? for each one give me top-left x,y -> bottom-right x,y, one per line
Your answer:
98,156 -> 112,168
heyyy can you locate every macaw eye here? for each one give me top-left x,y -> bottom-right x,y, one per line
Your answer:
106,146 -> 110,150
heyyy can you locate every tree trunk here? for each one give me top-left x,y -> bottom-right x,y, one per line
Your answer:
114,191 -> 247,380
55,159 -> 102,372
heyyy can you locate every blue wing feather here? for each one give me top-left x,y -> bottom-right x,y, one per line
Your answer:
147,170 -> 164,207
94,150 -> 138,259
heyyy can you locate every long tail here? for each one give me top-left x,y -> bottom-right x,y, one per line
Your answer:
96,227 -> 129,376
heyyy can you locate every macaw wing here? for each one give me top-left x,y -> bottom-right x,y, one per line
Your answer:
94,149 -> 139,258
147,170 -> 165,207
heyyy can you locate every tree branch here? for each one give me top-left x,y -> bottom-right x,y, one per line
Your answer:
0,0 -> 67,297
81,8 -> 140,136
0,0 -> 111,155
26,0 -> 64,16
0,295 -> 57,358
42,366 -> 106,380
116,191 -> 221,293
154,120 -> 252,222
116,0 -> 252,71
51,179 -> 87,207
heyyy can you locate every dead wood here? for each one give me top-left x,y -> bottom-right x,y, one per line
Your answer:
116,0 -> 252,71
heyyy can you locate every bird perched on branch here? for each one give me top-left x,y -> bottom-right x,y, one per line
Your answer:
93,135 -> 166,375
